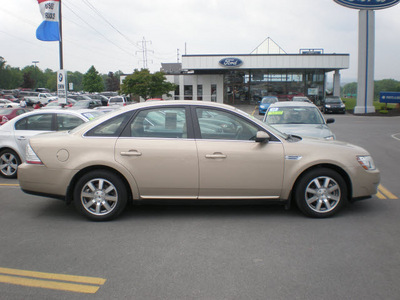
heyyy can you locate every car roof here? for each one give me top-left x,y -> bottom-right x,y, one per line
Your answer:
69,100 -> 251,134
268,101 -> 318,108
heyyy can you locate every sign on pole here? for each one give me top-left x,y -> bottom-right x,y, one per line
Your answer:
57,69 -> 67,104
380,92 -> 400,104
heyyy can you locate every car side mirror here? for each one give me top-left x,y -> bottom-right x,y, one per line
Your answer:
257,100 -> 261,105
326,118 -> 335,124
255,131 -> 270,143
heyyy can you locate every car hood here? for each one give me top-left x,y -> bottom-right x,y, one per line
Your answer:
270,124 -> 334,139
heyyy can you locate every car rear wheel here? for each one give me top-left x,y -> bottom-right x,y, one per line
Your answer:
74,170 -> 128,221
295,168 -> 347,218
0,149 -> 21,179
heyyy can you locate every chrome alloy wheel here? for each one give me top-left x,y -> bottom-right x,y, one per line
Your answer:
305,176 -> 340,213
80,178 -> 118,216
0,152 -> 19,178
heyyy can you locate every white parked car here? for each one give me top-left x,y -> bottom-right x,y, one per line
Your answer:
263,101 -> 336,140
0,99 -> 20,108
0,109 -> 102,178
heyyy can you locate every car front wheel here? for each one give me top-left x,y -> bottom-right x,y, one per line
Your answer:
0,149 -> 21,179
295,168 -> 347,218
74,170 -> 128,221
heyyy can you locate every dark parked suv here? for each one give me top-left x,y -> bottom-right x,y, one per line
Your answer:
323,96 -> 346,114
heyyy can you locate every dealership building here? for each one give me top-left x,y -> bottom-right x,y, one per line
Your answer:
162,40 -> 349,105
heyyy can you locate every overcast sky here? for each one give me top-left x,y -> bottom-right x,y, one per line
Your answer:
1,0 -> 399,82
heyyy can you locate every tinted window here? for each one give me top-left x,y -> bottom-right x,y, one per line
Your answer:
129,107 -> 187,138
15,114 -> 53,131
196,108 -> 258,141
57,114 -> 85,131
86,113 -> 131,137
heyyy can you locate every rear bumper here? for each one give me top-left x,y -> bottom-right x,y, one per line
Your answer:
18,163 -> 74,199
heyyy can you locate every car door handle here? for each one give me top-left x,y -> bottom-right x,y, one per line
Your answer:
205,153 -> 227,159
17,136 -> 26,141
120,150 -> 142,156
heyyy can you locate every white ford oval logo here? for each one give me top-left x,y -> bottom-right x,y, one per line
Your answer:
219,58 -> 243,67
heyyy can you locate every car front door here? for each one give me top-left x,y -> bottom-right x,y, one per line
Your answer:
193,107 -> 285,199
115,106 -> 199,199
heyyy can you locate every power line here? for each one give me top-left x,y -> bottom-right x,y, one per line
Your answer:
81,0 -> 141,51
63,1 -> 135,57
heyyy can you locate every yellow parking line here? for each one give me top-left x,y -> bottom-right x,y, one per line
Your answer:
378,184 -> 398,199
0,184 -> 19,186
0,275 -> 100,294
0,267 -> 106,294
376,190 -> 386,200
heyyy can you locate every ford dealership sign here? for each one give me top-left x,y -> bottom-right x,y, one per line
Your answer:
334,0 -> 400,10
219,57 -> 243,67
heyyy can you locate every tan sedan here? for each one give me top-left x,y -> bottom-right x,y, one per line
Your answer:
18,101 -> 380,221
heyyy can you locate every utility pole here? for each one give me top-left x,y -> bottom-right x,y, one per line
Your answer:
136,37 -> 153,69
32,61 -> 39,89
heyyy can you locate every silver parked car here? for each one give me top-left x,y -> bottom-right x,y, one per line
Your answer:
0,109 -> 102,178
263,101 -> 336,140
18,101 -> 379,221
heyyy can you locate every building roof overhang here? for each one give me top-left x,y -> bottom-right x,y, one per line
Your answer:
182,54 -> 349,73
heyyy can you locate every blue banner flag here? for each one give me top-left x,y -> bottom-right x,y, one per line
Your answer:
36,0 -> 60,41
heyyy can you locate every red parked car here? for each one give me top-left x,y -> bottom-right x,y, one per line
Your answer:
3,95 -> 19,102
0,108 -> 28,125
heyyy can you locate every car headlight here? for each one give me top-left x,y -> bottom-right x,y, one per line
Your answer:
357,155 -> 376,170
324,135 -> 335,140
325,105 -> 331,108
341,104 -> 345,108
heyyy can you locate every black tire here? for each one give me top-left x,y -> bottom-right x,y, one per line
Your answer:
0,149 -> 21,179
295,168 -> 347,218
74,170 -> 128,221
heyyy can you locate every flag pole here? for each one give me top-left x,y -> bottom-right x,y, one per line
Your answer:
59,0 -> 63,70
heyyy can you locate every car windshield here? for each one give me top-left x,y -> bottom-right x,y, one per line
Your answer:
265,107 -> 324,125
261,98 -> 277,104
325,98 -> 342,104
80,111 -> 103,120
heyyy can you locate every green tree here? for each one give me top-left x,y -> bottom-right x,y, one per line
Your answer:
0,57 -> 23,89
121,69 -> 176,100
105,72 -> 120,91
343,82 -> 357,97
22,72 -> 35,89
374,79 -> 400,98
82,66 -> 104,92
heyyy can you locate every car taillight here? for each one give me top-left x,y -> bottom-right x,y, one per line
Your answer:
2,116 -> 8,123
25,143 -> 43,165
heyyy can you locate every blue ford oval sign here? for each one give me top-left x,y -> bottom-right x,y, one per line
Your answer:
219,57 -> 243,67
334,0 -> 400,10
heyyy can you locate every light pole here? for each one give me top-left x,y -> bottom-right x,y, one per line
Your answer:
32,61 -> 39,90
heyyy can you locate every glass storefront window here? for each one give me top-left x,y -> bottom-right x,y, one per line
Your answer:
224,69 -> 325,105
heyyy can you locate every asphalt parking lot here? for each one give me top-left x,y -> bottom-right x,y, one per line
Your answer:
1,106 -> 399,299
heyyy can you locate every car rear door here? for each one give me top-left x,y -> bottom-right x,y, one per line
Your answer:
115,106 -> 199,199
